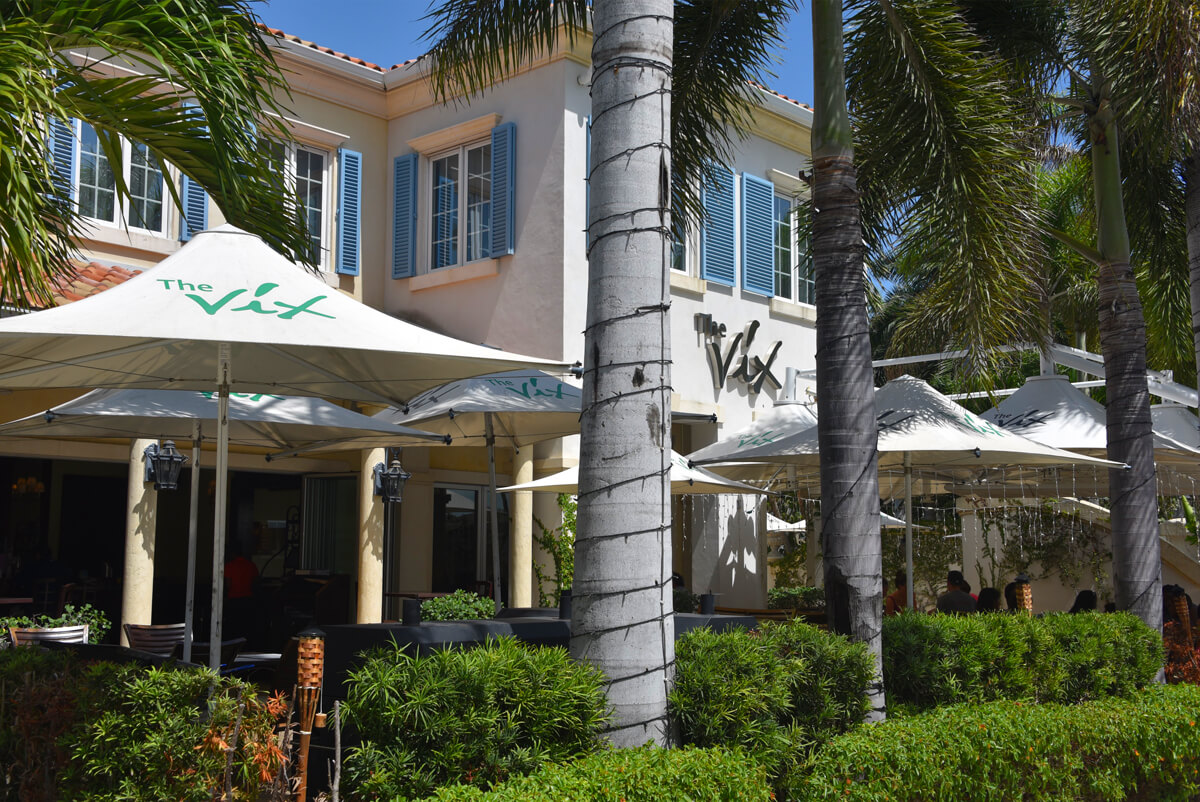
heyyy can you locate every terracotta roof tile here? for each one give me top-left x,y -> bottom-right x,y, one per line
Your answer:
37,260 -> 143,309
258,24 -> 389,73
747,79 -> 813,111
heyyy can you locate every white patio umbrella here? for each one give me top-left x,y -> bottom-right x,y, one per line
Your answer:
765,511 -> 913,532
981,374 -> 1200,495
696,375 -> 1125,609
344,370 -> 585,610
0,388 -> 449,661
0,226 -> 566,669
1153,403 -> 1200,450
498,450 -> 766,496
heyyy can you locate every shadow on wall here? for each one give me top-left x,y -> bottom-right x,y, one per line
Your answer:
707,494 -> 765,608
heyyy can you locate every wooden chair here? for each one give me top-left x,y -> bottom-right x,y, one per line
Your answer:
8,624 -> 88,646
123,623 -> 187,657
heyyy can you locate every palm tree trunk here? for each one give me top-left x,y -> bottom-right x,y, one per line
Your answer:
574,0 -> 675,746
1089,106 -> 1162,632
1186,154 -> 1200,388
811,0 -> 885,719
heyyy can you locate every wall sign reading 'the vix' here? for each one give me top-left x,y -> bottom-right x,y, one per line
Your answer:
695,313 -> 782,395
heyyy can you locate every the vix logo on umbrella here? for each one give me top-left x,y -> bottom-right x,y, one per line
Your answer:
156,279 -> 335,320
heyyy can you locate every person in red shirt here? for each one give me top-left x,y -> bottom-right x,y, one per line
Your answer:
884,571 -> 907,616
223,540 -> 259,640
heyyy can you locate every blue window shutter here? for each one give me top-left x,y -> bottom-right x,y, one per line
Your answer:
392,153 -> 418,278
701,166 -> 735,286
336,148 -> 362,275
490,122 -> 516,256
48,117 -> 76,201
741,173 -> 775,297
178,175 -> 208,241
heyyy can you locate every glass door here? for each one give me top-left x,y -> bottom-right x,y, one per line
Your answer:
431,484 -> 509,602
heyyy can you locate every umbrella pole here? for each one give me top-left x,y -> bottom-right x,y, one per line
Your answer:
484,413 -> 503,613
183,420 -> 200,663
904,452 -> 914,611
209,345 -> 232,671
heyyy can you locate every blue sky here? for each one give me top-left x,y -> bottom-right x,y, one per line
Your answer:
257,0 -> 815,105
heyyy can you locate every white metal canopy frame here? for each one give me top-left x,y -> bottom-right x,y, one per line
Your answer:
695,375 -> 1126,610
0,226 -> 567,669
498,450 -> 767,496
0,387 -> 449,660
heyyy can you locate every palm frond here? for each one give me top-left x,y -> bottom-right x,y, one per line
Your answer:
0,0 -> 310,307
848,0 -> 1047,379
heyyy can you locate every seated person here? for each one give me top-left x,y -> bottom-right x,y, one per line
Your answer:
936,570 -> 976,615
884,571 -> 907,616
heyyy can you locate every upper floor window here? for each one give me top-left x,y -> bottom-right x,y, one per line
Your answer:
773,194 -> 813,304
76,121 -> 165,234
261,139 -> 330,267
392,120 -> 515,280
671,219 -> 688,273
431,141 -> 492,270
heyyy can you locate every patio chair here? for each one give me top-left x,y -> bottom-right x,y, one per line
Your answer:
123,623 -> 187,657
8,624 -> 88,646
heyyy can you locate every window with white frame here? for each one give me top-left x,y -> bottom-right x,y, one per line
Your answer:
773,193 -> 813,304
670,218 -> 688,273
430,140 -> 492,270
261,139 -> 330,267
76,121 -> 166,234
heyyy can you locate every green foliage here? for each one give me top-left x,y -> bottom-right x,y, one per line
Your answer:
426,745 -> 773,801
673,587 -> 700,614
532,493 -> 575,607
882,610 -> 1162,714
792,684 -> 1200,801
343,637 -> 609,800
0,603 -> 110,647
0,649 -> 287,801
767,586 -> 826,610
670,620 -> 873,796
975,503 -> 1110,593
421,590 -> 498,621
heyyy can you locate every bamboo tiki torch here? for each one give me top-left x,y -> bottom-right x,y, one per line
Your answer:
294,627 -> 325,802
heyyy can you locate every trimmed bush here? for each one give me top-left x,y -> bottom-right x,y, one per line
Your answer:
768,586 -> 826,610
670,620 -> 872,794
426,745 -> 772,801
883,610 -> 1161,712
421,589 -> 497,621
343,637 -> 609,800
792,684 -> 1200,801
0,649 -> 287,802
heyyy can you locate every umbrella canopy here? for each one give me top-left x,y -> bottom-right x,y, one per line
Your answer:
685,402 -> 817,464
698,375 -> 1124,489
765,511 -> 912,532
0,226 -> 564,405
1153,403 -> 1200,450
982,375 -> 1200,464
0,388 -> 449,450
499,450 -> 766,496
376,370 -> 581,448
0,226 -> 566,669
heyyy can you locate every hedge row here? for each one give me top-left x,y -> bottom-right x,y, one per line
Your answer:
670,620 -> 874,793
0,648 -> 285,802
793,683 -> 1200,801
426,745 -> 772,801
883,610 -> 1162,712
343,636 -> 608,801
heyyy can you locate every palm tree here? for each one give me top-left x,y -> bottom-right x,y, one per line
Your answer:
0,0 -> 312,306
424,0 -> 791,744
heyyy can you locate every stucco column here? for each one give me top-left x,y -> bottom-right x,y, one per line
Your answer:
510,447 -> 534,607
357,448 -> 386,624
121,439 -> 159,644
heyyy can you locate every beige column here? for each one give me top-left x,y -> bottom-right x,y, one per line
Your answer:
509,447 -> 535,607
357,448 -> 386,623
120,439 -> 159,644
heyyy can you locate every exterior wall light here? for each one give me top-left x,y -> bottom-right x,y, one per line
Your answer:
144,440 -> 188,490
372,459 -> 411,504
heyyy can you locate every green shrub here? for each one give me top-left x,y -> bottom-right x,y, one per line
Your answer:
768,586 -> 826,610
0,649 -> 287,802
426,745 -> 772,801
0,603 -> 110,647
670,620 -> 872,795
792,684 -> 1200,801
882,610 -> 1161,712
421,589 -> 498,621
343,637 -> 609,800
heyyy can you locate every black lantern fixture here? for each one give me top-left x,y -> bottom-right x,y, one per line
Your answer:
144,440 -> 188,490
373,459 -> 411,504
